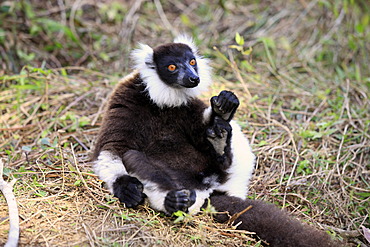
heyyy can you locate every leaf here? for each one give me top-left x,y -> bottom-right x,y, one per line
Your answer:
180,14 -> 192,27
259,37 -> 276,49
256,140 -> 267,147
22,146 -> 32,152
242,46 -> 253,55
12,84 -> 40,90
0,5 -> 11,13
37,19 -> 80,44
173,211 -> 186,223
235,32 -> 244,46
299,130 -> 323,140
355,23 -> 364,34
40,137 -> 51,146
362,226 -> 370,244
229,45 -> 243,52
74,180 -> 82,186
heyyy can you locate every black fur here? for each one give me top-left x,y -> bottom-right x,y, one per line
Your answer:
93,42 -> 340,246
209,194 -> 338,247
165,189 -> 196,214
93,73 -> 231,192
113,175 -> 145,208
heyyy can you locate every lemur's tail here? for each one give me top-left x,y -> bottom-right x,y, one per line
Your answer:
209,194 -> 341,247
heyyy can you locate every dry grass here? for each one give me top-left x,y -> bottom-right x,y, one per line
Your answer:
1,0 -> 369,246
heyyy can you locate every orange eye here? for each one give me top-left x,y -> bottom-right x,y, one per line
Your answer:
189,59 -> 196,66
168,64 -> 176,71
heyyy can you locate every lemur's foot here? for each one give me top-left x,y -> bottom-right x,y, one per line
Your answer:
211,90 -> 239,121
207,116 -> 231,155
113,175 -> 146,208
164,189 -> 196,215
207,116 -> 232,139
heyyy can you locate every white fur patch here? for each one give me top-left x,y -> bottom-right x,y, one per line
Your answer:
93,151 -> 128,193
216,121 -> 255,198
136,179 -> 214,215
188,189 -> 213,214
139,180 -> 167,212
174,35 -> 198,54
131,36 -> 212,108
202,106 -> 213,124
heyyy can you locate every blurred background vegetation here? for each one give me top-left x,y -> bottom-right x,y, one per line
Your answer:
0,0 -> 369,246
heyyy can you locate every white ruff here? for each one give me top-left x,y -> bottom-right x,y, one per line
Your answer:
131,35 -> 212,108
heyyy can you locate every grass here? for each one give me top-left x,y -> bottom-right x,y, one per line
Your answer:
1,0 -> 369,246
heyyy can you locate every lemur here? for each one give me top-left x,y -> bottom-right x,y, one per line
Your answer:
93,36 -> 339,247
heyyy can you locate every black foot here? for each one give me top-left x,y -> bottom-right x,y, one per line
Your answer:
207,116 -> 232,155
207,116 -> 232,139
211,90 -> 239,121
113,175 -> 146,208
164,189 -> 196,215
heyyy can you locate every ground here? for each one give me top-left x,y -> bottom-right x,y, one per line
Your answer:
0,0 -> 369,246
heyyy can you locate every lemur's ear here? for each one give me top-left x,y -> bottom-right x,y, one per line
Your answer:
131,43 -> 155,70
174,34 -> 198,54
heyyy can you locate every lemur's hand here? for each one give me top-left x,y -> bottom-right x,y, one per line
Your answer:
211,90 -> 239,122
113,175 -> 146,208
164,189 -> 196,215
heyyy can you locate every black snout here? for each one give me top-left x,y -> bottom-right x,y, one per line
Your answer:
189,76 -> 200,84
180,65 -> 200,88
182,75 -> 200,88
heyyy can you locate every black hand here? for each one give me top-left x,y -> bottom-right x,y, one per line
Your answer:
113,175 -> 146,208
164,189 -> 196,215
211,90 -> 239,121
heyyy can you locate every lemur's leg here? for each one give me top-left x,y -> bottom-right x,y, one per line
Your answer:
206,116 -> 231,156
206,90 -> 239,156
93,151 -> 146,208
122,150 -> 197,215
206,91 -> 255,198
95,150 -> 197,214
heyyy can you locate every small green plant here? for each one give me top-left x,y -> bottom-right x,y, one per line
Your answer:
229,32 -> 255,72
172,210 -> 194,224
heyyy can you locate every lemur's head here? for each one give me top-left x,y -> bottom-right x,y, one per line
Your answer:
152,43 -> 199,88
131,35 -> 212,108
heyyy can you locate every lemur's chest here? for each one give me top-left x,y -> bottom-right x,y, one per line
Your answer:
142,104 -> 203,144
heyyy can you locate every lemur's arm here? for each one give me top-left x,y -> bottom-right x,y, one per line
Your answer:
204,90 -> 239,167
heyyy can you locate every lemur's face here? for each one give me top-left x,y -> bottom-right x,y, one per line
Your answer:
153,43 -> 199,88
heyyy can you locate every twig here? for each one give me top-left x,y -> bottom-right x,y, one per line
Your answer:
119,0 -> 143,40
321,223 -> 361,238
154,0 -> 177,37
227,205 -> 253,225
0,159 -> 20,247
125,213 -> 160,243
202,225 -> 255,241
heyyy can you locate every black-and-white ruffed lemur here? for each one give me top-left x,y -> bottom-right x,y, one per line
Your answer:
93,36 -> 339,247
